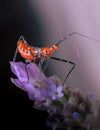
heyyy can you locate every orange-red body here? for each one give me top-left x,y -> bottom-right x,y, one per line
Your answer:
17,37 -> 58,61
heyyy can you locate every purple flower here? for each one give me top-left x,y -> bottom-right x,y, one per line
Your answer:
48,85 -> 64,100
72,112 -> 80,119
10,61 -> 99,130
10,61 -> 64,101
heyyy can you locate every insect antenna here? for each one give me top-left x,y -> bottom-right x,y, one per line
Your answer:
55,32 -> 100,59
52,32 -> 100,85
55,32 -> 80,58
72,32 -> 100,43
55,32 -> 75,46
55,32 -> 100,46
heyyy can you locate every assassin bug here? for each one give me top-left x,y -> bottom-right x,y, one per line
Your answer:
13,32 -> 100,85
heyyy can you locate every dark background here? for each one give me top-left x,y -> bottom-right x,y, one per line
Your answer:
1,0 -> 50,129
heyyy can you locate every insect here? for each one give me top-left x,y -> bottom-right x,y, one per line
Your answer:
13,32 -> 100,85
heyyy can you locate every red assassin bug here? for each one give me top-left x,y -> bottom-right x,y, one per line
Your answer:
13,32 -> 99,85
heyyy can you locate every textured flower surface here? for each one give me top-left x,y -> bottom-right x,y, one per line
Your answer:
10,61 -> 64,101
48,85 -> 64,100
10,61 -> 100,130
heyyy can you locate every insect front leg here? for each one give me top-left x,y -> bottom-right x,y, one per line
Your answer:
13,43 -> 19,62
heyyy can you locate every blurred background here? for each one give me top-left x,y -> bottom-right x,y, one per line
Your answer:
1,0 -> 49,129
1,0 -> 100,129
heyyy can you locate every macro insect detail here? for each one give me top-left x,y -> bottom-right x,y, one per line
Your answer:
13,32 -> 100,85
16,36 -> 58,62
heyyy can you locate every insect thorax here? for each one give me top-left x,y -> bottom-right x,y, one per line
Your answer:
34,48 -> 42,58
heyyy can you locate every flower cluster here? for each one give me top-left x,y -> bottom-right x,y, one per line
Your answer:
10,61 -> 100,130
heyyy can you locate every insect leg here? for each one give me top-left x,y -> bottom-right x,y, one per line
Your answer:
24,62 -> 30,81
13,36 -> 25,62
13,43 -> 18,62
42,60 -> 50,72
50,56 -> 75,85
39,58 -> 50,72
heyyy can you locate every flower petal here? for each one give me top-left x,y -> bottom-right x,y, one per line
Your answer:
10,61 -> 46,82
28,89 -> 41,100
26,62 -> 46,80
57,86 -> 63,92
28,92 -> 35,101
10,62 -> 28,81
11,78 -> 35,92
57,92 -> 64,98
72,112 -> 80,119
42,77 -> 56,87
